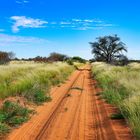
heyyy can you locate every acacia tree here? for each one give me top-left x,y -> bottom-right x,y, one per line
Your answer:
90,35 -> 127,63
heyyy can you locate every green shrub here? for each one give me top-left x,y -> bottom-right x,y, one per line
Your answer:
66,59 -> 73,65
34,89 -> 51,104
8,116 -> 28,126
0,101 -> 33,134
0,101 -> 32,127
2,101 -> 31,118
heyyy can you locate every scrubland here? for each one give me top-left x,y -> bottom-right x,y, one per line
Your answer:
0,62 -> 74,135
92,62 -> 140,138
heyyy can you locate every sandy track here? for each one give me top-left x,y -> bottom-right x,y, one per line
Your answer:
6,65 -> 135,140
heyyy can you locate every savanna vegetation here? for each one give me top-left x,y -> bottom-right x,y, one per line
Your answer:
0,33 -> 139,138
0,49 -> 87,136
0,100 -> 33,135
0,62 -> 75,101
0,61 -> 75,135
33,52 -> 68,63
92,62 -> 140,138
12,52 -> 86,64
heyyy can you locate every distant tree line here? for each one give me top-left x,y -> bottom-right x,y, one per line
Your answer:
12,52 -> 67,62
33,53 -> 86,63
1,52 -> 86,64
128,60 -> 140,63
33,52 -> 68,62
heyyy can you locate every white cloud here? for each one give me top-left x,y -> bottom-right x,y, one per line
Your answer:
10,16 -> 48,32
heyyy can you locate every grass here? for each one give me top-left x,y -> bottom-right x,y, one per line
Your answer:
0,61 -> 75,135
0,100 -> 33,135
92,62 -> 140,138
0,62 -> 74,104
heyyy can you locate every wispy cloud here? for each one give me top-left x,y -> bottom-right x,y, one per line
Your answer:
16,0 -> 29,4
10,16 -> 48,32
10,16 -> 114,32
0,34 -> 49,44
74,27 -> 103,31
23,0 -> 29,3
0,33 -> 49,47
56,19 -> 114,30
94,23 -> 114,27
0,33 -> 51,58
60,21 -> 72,25
72,19 -> 103,23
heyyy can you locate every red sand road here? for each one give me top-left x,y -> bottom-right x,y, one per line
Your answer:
6,65 -> 135,140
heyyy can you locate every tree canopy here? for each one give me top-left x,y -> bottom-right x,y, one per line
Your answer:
90,35 -> 127,63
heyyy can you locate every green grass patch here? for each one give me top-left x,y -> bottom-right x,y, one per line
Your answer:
0,101 -> 33,135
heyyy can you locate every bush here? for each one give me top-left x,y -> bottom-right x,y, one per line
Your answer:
33,89 -> 51,104
66,59 -> 74,65
71,56 -> 86,63
8,116 -> 28,126
0,101 -> 32,128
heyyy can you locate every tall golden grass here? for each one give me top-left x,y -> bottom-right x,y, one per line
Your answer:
92,62 -> 140,138
0,62 -> 74,103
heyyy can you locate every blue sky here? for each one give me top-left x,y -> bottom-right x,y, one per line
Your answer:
0,0 -> 140,59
